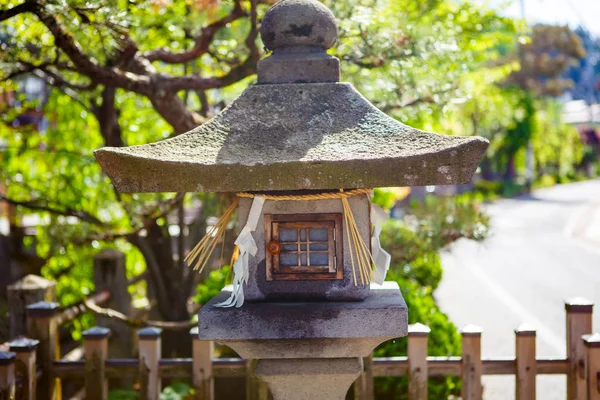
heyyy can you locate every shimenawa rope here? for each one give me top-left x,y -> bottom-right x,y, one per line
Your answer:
185,189 -> 375,286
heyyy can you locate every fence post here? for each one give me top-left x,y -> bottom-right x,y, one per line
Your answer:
584,333 -> 600,400
515,323 -> 536,400
9,337 -> 39,400
7,274 -> 56,339
190,327 -> 214,400
353,354 -> 374,400
83,327 -> 110,400
461,325 -> 483,400
94,250 -> 132,358
138,327 -> 162,400
408,323 -> 430,400
0,352 -> 16,399
26,301 -> 60,400
566,298 -> 593,400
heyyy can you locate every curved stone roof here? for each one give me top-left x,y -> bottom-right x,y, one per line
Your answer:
94,82 -> 488,193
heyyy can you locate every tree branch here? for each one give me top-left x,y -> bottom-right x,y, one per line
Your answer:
149,92 -> 202,133
31,4 -> 153,95
158,0 -> 260,93
0,195 -> 108,227
37,67 -> 96,91
144,2 -> 246,64
32,70 -> 92,111
83,295 -> 195,330
92,86 -> 125,147
0,1 -> 35,22
74,193 -> 184,244
378,87 -> 457,113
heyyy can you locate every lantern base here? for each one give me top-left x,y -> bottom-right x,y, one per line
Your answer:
255,358 -> 363,400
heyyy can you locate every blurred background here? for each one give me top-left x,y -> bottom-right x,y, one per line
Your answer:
0,0 -> 598,398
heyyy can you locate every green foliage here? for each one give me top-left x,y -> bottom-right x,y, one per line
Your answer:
330,0 -> 517,126
371,188 -> 400,212
109,390 -> 139,400
374,193 -> 489,399
374,272 -> 461,400
160,381 -> 192,400
499,92 -> 536,165
374,195 -> 489,400
507,25 -> 586,96
532,100 -> 584,181
473,179 -> 503,199
194,265 -> 229,305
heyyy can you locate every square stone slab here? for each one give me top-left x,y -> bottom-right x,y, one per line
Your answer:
198,281 -> 408,341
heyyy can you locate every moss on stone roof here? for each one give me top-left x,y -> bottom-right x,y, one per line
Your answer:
94,82 -> 488,193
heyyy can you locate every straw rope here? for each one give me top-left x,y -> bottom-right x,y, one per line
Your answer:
236,188 -> 372,201
186,188 -> 375,286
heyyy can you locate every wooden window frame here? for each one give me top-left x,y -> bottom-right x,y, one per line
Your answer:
264,213 -> 343,281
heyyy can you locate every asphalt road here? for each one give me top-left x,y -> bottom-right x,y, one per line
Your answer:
436,179 -> 600,400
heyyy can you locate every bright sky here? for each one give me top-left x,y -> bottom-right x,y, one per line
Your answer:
483,0 -> 600,37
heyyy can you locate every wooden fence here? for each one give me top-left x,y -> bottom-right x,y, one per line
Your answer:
1,254 -> 599,399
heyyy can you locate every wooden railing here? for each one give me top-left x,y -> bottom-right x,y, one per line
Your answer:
0,298 -> 599,399
2,250 -> 600,399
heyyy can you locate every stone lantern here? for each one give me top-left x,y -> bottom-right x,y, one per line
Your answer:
95,0 -> 487,398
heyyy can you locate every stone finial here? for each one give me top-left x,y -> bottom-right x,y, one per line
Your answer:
257,0 -> 340,84
260,0 -> 338,51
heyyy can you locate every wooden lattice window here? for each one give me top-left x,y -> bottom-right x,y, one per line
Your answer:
264,213 -> 343,281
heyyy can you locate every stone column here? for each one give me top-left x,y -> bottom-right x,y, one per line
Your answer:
7,275 -> 56,339
255,358 -> 362,400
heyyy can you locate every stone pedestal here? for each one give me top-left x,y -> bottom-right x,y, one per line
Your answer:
255,358 -> 362,400
198,282 -> 408,399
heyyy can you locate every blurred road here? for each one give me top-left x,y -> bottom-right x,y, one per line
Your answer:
436,179 -> 600,400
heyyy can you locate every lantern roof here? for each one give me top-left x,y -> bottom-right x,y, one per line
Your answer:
94,0 -> 488,194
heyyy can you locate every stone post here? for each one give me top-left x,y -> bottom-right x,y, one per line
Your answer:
7,274 -> 56,339
93,250 -> 132,358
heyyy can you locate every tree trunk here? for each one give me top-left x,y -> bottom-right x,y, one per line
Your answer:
129,222 -> 191,357
504,155 -> 516,182
480,156 -> 495,181
92,86 -> 194,356
95,87 -> 124,147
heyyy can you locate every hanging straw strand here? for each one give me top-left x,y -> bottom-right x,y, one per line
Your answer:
185,198 -> 239,273
341,193 -> 377,285
342,199 -> 359,286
